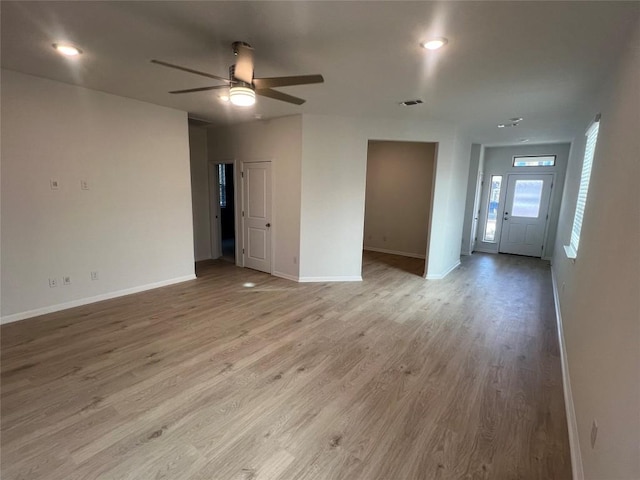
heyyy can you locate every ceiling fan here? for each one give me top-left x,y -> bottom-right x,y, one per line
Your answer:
152,41 -> 324,106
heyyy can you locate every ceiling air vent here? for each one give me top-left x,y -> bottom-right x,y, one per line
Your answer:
399,99 -> 423,106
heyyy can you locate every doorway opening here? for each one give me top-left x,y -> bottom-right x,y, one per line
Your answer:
362,140 -> 437,277
218,164 -> 236,261
209,162 -> 237,263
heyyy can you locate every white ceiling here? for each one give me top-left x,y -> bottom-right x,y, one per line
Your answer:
2,1 -> 638,144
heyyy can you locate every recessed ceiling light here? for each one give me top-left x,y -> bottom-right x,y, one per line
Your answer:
421,38 -> 448,50
497,124 -> 506,128
52,43 -> 82,56
510,117 -> 523,123
519,138 -> 530,143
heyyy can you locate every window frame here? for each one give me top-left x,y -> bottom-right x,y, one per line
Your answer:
483,175 -> 503,243
564,115 -> 600,259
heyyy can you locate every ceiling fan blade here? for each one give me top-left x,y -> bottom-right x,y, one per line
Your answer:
253,74 -> 324,89
234,44 -> 254,84
256,88 -> 305,105
151,59 -> 229,83
169,85 -> 229,94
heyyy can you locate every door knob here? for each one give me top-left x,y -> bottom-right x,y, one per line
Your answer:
266,223 -> 271,228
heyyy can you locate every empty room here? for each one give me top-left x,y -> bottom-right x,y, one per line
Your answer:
1,2 -> 638,479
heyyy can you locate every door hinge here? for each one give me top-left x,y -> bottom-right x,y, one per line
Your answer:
241,171 -> 244,178
242,211 -> 245,217
546,214 -> 549,220
243,248 -> 245,254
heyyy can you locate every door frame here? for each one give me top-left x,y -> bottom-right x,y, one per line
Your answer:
470,171 -> 484,253
208,159 -> 239,262
497,172 -> 555,258
240,159 -> 274,273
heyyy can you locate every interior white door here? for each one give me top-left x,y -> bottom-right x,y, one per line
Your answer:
499,174 -> 553,257
242,161 -> 272,273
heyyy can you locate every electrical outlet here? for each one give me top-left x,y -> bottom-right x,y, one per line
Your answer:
91,271 -> 99,281
591,419 -> 598,448
50,179 -> 59,190
80,180 -> 89,190
63,276 -> 71,285
49,278 -> 58,288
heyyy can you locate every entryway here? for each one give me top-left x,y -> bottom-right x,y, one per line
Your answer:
498,174 -> 553,257
470,144 -> 569,259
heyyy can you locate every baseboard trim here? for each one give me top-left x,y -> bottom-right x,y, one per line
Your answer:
1,274 -> 197,325
551,267 -> 584,480
363,246 -> 426,259
273,271 -> 299,282
473,247 -> 498,254
298,276 -> 362,283
426,260 -> 461,280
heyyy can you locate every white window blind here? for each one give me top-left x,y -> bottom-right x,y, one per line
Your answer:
569,118 -> 600,254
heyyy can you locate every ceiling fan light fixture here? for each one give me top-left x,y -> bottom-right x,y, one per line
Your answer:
421,37 -> 448,50
52,43 -> 82,56
229,86 -> 255,106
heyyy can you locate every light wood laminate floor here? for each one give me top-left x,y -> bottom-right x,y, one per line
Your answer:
1,252 -> 571,479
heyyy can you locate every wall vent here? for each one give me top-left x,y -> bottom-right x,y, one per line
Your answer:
399,99 -> 423,106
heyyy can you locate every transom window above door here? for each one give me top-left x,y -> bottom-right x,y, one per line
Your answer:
512,155 -> 556,167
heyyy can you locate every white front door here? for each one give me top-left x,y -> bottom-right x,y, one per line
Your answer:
499,174 -> 553,257
242,161 -> 272,273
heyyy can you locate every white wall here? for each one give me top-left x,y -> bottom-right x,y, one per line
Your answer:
475,142 -> 570,258
206,116 -> 302,280
188,124 -> 211,262
300,114 -> 470,280
364,141 -> 435,259
1,70 -> 195,322
552,22 -> 639,480
461,144 -> 483,255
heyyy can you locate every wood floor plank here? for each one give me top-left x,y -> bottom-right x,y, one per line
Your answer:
1,252 -> 572,479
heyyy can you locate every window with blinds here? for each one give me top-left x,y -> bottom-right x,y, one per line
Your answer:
566,116 -> 600,258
